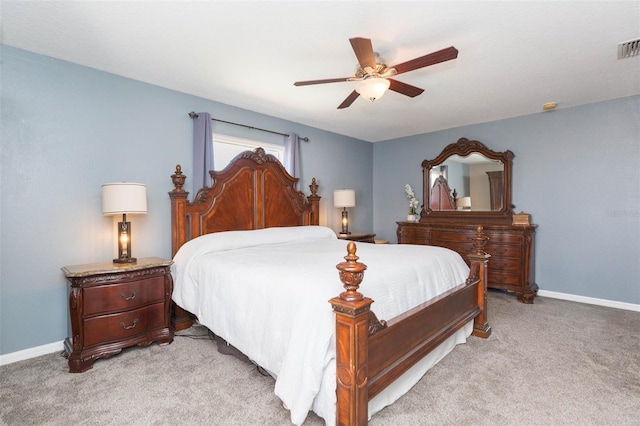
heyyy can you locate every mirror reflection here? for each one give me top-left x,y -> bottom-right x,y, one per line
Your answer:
429,153 -> 504,211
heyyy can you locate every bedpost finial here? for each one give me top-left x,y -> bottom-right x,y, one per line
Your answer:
309,177 -> 318,197
344,241 -> 358,261
336,241 -> 367,301
172,164 -> 186,192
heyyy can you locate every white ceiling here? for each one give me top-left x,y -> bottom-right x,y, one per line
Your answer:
2,1 -> 639,142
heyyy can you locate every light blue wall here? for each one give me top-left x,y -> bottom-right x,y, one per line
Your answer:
0,46 -> 372,355
373,95 -> 640,305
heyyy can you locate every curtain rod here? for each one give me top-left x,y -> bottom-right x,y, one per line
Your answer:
188,112 -> 309,142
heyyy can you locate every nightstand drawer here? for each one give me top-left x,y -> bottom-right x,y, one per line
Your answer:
83,276 -> 165,316
83,303 -> 165,347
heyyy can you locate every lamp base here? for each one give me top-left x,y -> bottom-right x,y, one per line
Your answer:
113,257 -> 137,264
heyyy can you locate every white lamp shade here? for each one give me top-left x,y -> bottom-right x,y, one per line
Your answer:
355,77 -> 391,102
102,183 -> 148,215
334,189 -> 356,208
457,196 -> 472,208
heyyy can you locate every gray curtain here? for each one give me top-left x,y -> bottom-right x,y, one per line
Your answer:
192,112 -> 214,193
284,133 -> 300,189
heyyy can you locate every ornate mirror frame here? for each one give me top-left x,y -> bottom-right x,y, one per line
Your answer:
421,138 -> 515,223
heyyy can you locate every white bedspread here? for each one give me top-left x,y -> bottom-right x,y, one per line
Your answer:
172,226 -> 471,425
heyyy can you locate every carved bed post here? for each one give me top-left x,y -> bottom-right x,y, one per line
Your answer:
467,226 -> 492,338
307,177 -> 321,225
169,164 -> 195,331
330,242 -> 372,426
169,164 -> 189,258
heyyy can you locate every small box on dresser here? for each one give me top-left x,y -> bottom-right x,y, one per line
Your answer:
62,257 -> 174,373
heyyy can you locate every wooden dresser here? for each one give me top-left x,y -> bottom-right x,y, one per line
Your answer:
62,257 -> 174,372
402,137 -> 538,303
397,221 -> 537,303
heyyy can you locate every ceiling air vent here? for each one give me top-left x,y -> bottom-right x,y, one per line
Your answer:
617,38 -> 640,59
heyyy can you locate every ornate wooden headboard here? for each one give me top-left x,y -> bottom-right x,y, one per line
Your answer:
169,148 -> 321,257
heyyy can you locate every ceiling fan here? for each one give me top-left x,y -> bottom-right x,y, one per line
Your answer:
294,37 -> 458,109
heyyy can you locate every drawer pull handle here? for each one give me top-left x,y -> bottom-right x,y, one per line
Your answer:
120,291 -> 137,301
120,319 -> 138,330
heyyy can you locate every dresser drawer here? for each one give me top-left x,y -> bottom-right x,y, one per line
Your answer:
398,226 -> 430,244
489,257 -> 522,273
430,229 -> 475,243
488,271 -> 521,286
83,303 -> 165,347
432,241 -> 474,257
487,232 -> 524,244
83,276 -> 165,316
485,244 -> 521,258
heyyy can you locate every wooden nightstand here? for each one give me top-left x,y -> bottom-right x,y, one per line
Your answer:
337,233 -> 376,243
62,257 -> 174,373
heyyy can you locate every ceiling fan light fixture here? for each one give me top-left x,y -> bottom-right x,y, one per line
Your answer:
355,77 -> 391,102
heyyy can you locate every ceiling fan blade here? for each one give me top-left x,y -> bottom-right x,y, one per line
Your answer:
391,46 -> 459,75
388,79 -> 424,98
337,91 -> 360,109
294,77 -> 353,86
349,37 -> 376,69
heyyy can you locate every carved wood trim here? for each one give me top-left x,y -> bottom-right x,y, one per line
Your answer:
368,311 -> 388,335
421,137 -> 514,223
169,148 -> 321,257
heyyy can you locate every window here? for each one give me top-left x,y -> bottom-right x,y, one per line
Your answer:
213,134 -> 284,171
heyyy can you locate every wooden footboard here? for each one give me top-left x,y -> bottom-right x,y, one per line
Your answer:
330,226 -> 491,426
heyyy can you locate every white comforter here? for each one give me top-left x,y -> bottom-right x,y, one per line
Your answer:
172,226 -> 471,425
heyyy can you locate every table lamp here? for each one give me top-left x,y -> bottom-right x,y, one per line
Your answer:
334,189 -> 355,235
457,196 -> 472,210
101,182 -> 147,263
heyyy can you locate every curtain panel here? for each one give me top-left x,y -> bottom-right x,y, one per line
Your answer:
284,133 -> 300,189
192,112 -> 214,193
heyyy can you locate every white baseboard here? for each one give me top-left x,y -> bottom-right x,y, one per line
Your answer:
538,290 -> 640,312
0,340 -> 65,367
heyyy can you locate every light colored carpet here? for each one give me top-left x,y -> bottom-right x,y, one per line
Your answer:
1,291 -> 639,425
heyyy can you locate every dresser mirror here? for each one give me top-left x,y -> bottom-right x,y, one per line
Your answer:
421,138 -> 514,222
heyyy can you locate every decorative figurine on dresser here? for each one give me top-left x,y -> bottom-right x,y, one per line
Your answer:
397,138 -> 538,303
62,257 -> 174,372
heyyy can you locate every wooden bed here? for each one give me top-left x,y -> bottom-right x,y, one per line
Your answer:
169,148 -> 491,426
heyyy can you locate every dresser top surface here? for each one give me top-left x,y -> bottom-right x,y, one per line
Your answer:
397,221 -> 537,230
62,257 -> 172,277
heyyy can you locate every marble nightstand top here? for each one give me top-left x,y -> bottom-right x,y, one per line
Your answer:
62,257 -> 173,277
